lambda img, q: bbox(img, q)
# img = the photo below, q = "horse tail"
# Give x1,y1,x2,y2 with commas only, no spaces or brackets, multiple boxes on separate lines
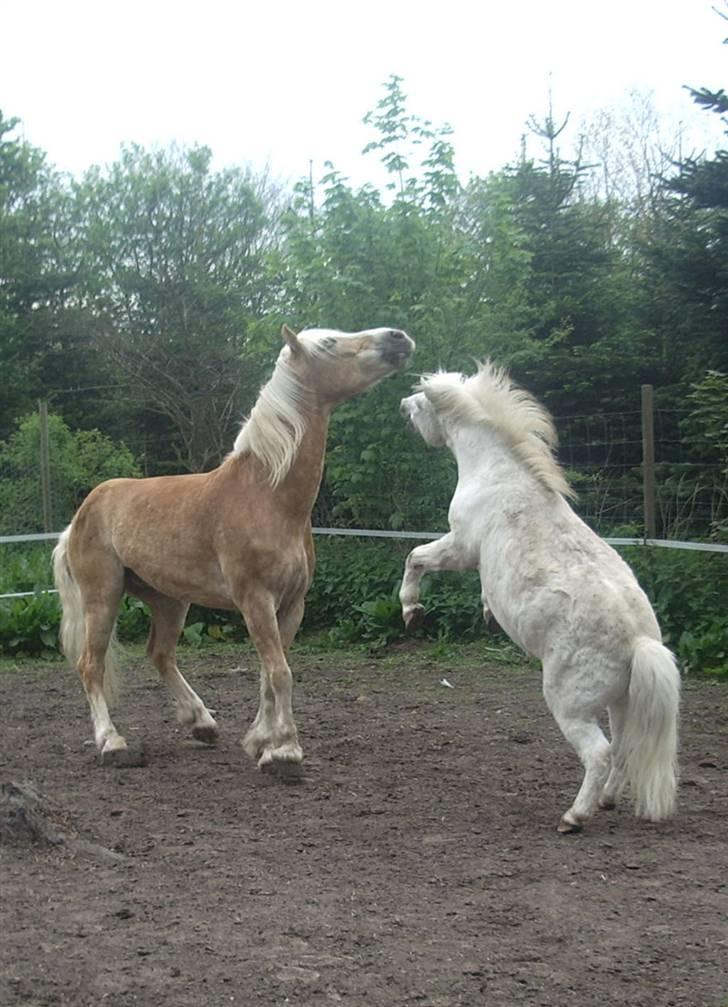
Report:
52,525,122,705
618,636,680,821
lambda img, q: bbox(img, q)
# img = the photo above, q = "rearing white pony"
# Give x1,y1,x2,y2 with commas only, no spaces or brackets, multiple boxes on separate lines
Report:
399,361,680,833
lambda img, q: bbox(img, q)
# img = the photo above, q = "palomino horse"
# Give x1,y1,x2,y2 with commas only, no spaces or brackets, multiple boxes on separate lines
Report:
53,324,414,772
399,362,680,833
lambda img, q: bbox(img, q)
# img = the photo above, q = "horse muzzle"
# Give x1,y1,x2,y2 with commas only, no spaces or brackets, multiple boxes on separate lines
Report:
380,330,415,367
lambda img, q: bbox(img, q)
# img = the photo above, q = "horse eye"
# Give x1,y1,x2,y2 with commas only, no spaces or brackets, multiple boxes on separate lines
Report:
322,337,337,349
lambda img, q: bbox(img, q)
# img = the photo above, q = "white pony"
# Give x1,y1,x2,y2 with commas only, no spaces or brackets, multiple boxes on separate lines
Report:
399,361,680,833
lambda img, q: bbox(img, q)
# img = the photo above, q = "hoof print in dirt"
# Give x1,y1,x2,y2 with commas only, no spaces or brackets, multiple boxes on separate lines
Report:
99,744,147,769
260,759,305,784
0,781,63,847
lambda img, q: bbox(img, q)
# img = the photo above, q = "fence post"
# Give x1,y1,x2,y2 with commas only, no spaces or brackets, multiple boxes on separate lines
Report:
641,384,657,539
38,400,53,533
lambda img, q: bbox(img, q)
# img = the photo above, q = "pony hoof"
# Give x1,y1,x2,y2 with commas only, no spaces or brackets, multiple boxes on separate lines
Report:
99,743,146,769
192,725,219,746
598,796,616,811
404,604,425,632
557,815,583,834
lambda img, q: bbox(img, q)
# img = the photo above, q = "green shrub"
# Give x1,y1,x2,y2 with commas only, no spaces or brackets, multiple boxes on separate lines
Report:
0,412,140,534
619,545,728,677
1,537,726,677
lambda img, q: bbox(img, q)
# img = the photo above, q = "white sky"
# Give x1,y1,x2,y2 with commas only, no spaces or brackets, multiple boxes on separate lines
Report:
2,0,727,187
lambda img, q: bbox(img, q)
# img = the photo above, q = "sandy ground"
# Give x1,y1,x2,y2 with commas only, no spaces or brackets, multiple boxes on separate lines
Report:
1,642,726,1007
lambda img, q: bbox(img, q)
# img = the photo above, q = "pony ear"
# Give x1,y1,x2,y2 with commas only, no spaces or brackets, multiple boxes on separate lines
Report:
281,324,302,354
422,379,458,414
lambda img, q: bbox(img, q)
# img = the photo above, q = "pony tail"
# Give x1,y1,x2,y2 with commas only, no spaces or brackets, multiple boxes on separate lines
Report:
617,637,681,820
52,526,122,705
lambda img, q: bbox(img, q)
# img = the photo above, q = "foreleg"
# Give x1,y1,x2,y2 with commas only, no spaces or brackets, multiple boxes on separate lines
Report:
238,590,303,774
399,532,471,630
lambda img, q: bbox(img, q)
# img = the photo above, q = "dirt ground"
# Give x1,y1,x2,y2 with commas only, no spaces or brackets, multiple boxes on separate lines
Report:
1,641,726,1007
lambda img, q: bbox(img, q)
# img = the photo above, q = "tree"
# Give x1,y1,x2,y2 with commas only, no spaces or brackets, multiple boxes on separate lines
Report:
73,144,281,470
0,412,140,534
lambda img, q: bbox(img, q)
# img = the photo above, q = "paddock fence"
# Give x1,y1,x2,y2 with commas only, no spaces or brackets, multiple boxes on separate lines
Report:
1,385,726,601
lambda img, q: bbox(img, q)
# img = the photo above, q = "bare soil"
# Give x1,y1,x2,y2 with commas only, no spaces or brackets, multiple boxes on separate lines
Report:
1,642,727,1007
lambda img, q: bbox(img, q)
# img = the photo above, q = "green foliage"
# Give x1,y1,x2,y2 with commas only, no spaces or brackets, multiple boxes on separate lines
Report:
0,411,140,533
0,539,726,679
685,370,728,468
620,545,728,676
0,592,60,657
73,144,280,471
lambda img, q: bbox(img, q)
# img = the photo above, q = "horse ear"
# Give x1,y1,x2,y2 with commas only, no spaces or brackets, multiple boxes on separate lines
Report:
422,380,454,413
281,324,302,354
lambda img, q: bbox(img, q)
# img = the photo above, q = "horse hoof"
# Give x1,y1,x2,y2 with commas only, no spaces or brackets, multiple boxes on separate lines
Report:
598,797,616,811
557,816,583,834
192,725,219,746
404,604,425,632
99,743,146,769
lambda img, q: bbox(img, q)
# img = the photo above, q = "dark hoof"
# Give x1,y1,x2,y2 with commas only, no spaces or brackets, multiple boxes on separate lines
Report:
260,759,305,785
99,743,147,769
192,725,219,746
404,605,425,632
599,797,616,811
557,817,583,835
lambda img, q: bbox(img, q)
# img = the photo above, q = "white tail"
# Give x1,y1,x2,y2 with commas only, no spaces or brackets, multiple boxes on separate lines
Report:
52,526,121,705
617,636,680,820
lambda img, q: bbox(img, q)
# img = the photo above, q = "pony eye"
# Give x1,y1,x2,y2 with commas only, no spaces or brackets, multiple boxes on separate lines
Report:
321,337,337,349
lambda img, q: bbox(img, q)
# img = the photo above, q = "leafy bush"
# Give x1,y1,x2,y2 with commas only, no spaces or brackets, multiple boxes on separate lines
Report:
619,545,728,677
0,412,140,534
0,591,60,657
1,537,726,677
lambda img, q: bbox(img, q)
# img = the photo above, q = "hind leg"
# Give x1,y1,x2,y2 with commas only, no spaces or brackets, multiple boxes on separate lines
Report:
599,696,629,810
543,677,611,833
143,591,219,745
78,597,127,757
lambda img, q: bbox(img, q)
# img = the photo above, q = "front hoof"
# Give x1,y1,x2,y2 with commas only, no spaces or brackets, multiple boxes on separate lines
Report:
192,724,219,746
258,743,304,783
598,796,616,811
557,812,584,834
403,604,425,632
99,741,146,769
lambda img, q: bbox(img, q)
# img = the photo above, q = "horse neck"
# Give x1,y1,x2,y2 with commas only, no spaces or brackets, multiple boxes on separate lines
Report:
448,423,529,492
276,406,331,515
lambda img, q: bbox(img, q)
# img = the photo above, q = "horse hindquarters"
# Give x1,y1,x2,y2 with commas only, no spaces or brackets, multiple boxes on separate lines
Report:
608,637,680,821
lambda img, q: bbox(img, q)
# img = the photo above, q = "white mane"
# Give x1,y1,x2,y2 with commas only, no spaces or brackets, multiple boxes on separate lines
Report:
420,360,575,499
232,332,333,485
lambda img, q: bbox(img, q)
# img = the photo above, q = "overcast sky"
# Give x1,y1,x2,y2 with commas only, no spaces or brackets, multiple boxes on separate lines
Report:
2,0,727,187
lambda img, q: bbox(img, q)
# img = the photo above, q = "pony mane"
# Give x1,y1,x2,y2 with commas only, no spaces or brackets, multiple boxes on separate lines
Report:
232,332,332,485
420,361,575,499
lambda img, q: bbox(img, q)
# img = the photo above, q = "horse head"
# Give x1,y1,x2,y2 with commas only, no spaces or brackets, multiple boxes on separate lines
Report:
282,325,415,405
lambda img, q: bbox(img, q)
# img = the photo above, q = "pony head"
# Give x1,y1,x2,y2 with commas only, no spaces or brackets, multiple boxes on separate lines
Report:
400,390,448,448
402,362,574,499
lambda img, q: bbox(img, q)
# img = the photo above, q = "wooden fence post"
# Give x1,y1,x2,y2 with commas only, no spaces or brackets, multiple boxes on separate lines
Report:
38,400,52,533
641,384,657,539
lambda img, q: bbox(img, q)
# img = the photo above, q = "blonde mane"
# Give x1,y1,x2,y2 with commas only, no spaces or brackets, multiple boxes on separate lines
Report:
420,361,575,499
232,333,333,485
